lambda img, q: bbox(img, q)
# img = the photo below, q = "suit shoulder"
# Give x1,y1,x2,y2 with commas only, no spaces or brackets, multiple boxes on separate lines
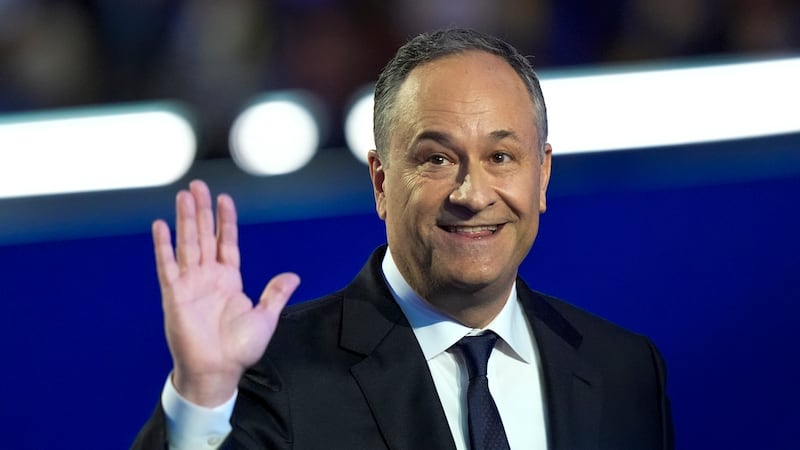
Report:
527,289,668,385
529,288,652,345
281,291,345,320
261,290,352,360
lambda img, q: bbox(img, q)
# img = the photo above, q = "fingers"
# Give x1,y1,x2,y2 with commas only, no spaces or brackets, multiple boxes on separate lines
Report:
190,180,217,265
161,179,240,276
189,180,217,264
216,193,241,268
152,219,179,285
175,180,222,269
175,188,200,268
257,273,301,317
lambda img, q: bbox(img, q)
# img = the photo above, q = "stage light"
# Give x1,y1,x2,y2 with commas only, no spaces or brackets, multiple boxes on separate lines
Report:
0,104,196,199
230,92,321,176
542,57,800,154
342,57,800,160
344,87,375,164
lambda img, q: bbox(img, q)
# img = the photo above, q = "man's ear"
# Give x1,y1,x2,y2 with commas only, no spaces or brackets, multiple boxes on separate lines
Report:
368,150,388,220
539,143,552,213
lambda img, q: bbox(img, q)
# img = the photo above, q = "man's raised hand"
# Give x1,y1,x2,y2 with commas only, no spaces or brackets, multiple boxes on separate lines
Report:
151,180,300,407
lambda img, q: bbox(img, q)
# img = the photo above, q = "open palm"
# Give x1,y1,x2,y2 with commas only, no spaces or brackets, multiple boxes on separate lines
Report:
152,180,299,406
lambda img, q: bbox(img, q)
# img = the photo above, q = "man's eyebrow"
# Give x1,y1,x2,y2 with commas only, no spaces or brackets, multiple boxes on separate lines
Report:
489,129,521,143
413,129,521,147
414,130,456,148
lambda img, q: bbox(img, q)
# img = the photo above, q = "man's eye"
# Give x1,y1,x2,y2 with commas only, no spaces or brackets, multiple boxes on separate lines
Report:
492,153,511,163
428,154,449,165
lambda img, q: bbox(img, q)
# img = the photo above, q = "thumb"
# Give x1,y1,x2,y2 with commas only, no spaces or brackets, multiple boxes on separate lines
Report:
257,272,300,317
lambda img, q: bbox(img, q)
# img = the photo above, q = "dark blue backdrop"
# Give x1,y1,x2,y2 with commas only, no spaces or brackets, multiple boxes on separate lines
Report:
1,136,799,449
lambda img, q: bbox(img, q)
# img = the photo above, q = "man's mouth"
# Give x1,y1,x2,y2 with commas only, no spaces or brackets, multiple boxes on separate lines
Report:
440,224,500,235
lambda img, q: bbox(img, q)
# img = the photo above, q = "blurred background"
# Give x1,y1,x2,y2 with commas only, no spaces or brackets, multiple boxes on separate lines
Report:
1,1,799,448
2,0,798,159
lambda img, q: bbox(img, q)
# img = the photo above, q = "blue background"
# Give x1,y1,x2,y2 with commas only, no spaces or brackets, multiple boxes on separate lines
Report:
1,135,799,449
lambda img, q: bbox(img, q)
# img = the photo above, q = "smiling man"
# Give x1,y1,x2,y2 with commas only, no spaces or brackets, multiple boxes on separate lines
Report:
134,29,673,450
369,49,551,330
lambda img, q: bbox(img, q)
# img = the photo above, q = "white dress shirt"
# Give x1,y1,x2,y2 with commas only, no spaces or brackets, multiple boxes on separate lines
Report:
162,377,235,450
382,249,548,450
162,247,548,449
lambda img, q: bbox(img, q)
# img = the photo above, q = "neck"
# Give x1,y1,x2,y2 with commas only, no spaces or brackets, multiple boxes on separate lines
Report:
424,283,512,328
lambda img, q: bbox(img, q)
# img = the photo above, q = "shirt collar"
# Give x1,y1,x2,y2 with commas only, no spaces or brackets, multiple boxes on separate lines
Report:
381,247,534,364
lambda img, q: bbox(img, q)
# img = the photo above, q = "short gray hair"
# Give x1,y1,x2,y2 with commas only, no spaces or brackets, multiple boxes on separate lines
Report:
373,28,548,160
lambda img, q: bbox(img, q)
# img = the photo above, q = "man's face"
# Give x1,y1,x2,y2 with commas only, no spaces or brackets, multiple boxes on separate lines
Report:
369,50,552,311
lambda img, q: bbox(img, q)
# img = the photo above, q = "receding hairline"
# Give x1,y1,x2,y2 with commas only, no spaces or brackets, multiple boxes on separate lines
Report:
378,49,546,160
373,29,548,163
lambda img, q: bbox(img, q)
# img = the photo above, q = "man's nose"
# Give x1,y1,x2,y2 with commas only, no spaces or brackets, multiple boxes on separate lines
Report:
448,164,498,211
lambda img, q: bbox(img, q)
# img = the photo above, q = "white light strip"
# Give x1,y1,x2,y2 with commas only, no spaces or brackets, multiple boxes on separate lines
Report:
0,105,196,198
344,86,376,164
343,57,800,161
230,92,321,176
543,57,800,154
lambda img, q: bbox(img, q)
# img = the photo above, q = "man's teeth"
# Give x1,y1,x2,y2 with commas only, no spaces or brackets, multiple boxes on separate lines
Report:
445,225,498,233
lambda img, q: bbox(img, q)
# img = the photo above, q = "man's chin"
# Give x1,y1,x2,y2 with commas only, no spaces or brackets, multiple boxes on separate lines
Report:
430,269,507,294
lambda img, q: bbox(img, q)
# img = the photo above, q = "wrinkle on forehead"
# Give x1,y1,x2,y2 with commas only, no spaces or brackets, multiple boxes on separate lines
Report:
389,51,538,158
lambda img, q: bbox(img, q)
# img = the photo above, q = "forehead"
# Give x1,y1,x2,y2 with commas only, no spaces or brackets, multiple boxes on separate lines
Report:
391,51,537,143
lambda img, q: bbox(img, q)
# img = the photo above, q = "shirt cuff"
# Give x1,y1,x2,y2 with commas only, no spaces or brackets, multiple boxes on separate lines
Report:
161,374,237,450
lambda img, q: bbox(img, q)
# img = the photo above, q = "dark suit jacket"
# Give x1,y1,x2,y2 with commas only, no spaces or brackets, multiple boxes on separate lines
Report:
133,246,673,449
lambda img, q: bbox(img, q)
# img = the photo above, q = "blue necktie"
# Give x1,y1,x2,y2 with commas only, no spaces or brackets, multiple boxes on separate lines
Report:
455,332,511,450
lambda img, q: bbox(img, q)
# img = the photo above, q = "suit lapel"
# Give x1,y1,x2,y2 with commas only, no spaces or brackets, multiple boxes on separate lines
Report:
336,249,603,449
340,248,456,450
518,281,603,450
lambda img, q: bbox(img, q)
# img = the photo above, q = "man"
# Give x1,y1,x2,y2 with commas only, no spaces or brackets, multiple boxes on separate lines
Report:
134,28,673,449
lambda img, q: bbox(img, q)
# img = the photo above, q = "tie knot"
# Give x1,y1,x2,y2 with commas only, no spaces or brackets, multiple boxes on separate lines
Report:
455,331,499,379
